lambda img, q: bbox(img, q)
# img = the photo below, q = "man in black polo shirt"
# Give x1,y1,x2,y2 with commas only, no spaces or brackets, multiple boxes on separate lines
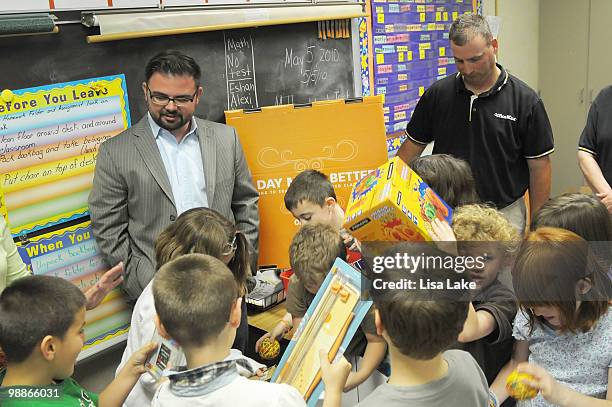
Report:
397,14,554,232
578,85,612,214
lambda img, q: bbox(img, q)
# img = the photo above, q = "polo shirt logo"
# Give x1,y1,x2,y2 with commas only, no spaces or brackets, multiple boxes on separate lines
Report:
494,113,517,122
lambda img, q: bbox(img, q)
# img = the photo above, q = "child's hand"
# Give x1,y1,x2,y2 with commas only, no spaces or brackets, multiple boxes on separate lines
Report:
125,342,157,376
84,262,124,310
255,322,286,352
516,362,561,404
319,350,352,394
430,219,458,255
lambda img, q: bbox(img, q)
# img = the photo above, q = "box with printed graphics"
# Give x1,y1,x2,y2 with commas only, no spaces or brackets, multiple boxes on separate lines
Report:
343,156,452,241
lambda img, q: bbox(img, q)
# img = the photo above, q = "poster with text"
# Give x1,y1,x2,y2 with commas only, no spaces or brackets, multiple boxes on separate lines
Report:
1,75,131,359
0,75,130,235
16,221,131,360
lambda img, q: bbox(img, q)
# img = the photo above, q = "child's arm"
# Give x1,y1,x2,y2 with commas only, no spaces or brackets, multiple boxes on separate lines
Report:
343,333,387,391
319,350,352,407
458,303,497,342
490,340,530,404
99,343,157,407
255,312,293,352
517,363,612,406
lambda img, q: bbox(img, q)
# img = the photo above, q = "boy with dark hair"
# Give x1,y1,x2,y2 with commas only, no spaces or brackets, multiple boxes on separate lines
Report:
344,243,489,406
409,154,480,209
0,275,155,406
151,253,348,406
284,169,344,229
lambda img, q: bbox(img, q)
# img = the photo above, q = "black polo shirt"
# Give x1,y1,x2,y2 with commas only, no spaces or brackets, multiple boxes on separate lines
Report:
579,85,612,186
406,64,554,208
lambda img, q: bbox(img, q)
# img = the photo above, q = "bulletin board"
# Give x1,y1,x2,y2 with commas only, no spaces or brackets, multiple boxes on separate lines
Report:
369,0,476,156
0,75,132,359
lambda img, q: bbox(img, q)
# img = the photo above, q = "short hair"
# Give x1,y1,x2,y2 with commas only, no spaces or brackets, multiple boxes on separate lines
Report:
145,50,201,86
409,154,480,209
371,243,470,360
0,276,86,363
449,13,493,46
513,227,610,334
452,204,521,255
155,207,250,295
289,223,346,290
532,193,612,241
284,170,337,211
153,254,238,347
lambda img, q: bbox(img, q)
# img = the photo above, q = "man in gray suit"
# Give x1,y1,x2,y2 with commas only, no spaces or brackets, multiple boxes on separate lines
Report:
89,50,259,300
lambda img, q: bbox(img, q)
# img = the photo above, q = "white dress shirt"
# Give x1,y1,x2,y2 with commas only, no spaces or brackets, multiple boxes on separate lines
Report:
147,113,208,215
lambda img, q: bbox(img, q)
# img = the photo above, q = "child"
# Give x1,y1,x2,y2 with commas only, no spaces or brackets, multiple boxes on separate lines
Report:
0,275,155,406
532,192,612,279
451,204,521,385
119,207,254,407
531,192,612,240
490,227,611,407
261,223,387,391
284,169,345,229
409,154,480,209
284,169,360,254
328,242,489,406
151,253,348,406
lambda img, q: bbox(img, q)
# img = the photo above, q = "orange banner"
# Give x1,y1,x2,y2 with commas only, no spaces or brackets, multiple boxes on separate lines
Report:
226,96,388,268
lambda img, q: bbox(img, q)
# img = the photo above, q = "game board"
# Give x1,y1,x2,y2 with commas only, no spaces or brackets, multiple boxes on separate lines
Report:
272,258,371,406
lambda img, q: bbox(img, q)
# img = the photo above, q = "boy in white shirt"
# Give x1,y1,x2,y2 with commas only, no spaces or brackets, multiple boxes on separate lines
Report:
151,253,349,406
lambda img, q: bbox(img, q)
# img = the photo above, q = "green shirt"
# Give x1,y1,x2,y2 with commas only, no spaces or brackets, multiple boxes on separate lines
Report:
0,369,98,406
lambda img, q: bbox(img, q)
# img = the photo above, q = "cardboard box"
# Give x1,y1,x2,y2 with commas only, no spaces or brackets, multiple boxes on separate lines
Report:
226,96,388,268
343,156,453,241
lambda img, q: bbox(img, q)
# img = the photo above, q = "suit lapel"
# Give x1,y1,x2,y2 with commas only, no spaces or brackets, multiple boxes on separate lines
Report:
197,119,216,204
132,117,175,207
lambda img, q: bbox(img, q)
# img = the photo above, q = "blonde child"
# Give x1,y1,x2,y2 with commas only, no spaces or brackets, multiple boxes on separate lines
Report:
259,224,387,391
449,204,521,387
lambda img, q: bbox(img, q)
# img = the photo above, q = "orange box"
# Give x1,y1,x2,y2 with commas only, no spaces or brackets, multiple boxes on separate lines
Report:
226,97,388,268
343,156,452,241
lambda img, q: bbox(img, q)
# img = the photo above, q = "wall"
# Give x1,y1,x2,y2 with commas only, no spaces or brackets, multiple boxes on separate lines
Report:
483,0,540,90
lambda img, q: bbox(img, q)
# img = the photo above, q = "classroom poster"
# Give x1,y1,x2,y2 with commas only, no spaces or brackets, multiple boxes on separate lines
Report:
16,222,131,360
226,96,388,269
0,75,131,359
0,75,130,234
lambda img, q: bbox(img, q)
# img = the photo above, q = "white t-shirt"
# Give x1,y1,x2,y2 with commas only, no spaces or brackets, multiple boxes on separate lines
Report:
118,280,158,407
152,373,306,407
118,280,264,407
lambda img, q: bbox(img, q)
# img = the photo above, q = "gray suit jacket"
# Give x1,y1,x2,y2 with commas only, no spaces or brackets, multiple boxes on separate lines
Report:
88,116,259,299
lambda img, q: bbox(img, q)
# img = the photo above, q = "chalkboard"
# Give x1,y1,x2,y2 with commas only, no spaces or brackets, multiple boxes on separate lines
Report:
1,21,355,123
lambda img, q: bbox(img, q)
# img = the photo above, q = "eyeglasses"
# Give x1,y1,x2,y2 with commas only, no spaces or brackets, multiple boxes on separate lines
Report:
146,85,197,107
222,234,238,256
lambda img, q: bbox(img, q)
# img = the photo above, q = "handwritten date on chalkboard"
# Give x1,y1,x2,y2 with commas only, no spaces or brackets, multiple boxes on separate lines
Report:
284,46,341,86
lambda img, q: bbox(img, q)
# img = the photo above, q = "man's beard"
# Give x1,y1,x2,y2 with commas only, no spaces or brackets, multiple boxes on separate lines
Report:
152,109,188,131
